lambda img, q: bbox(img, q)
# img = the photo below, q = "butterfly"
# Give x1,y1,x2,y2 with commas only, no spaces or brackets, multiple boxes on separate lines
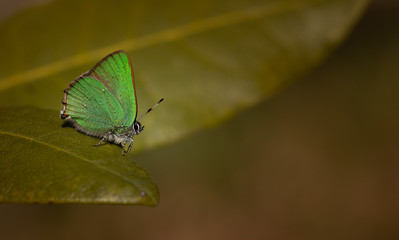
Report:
60,50,163,155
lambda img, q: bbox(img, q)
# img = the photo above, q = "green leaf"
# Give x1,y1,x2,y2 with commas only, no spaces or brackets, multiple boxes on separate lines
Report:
0,0,369,151
0,107,159,205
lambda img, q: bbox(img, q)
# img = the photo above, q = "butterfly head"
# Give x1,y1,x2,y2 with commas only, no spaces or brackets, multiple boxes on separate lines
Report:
133,121,144,134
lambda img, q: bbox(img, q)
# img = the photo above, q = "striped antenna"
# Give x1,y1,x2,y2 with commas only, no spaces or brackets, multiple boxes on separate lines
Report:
137,98,164,122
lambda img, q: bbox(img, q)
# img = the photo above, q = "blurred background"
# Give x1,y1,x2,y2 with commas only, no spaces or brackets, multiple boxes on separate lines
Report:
1,0,399,239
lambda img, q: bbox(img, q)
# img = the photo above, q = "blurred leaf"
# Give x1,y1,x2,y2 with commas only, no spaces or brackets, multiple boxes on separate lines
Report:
0,107,159,205
0,0,369,151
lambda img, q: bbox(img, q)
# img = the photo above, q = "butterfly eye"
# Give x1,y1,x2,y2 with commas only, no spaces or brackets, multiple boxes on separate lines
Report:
133,122,141,132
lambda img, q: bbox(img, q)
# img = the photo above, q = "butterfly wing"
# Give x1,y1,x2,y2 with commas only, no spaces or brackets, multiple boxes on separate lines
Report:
61,50,136,136
61,75,125,136
89,50,137,128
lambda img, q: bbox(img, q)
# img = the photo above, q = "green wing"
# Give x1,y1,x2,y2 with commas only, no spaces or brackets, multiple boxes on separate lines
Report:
62,75,125,135
61,50,137,135
89,50,137,128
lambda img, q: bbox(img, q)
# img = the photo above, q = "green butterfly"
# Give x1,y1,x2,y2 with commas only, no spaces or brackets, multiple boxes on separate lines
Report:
60,50,163,155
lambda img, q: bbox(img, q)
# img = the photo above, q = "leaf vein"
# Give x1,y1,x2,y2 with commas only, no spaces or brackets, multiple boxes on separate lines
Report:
0,130,142,190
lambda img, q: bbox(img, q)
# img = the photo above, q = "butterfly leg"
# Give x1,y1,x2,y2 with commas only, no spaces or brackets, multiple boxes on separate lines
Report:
94,132,111,146
126,138,134,155
121,138,134,156
121,140,127,156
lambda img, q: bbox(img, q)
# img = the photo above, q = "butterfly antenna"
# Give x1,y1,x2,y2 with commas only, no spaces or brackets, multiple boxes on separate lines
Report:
137,98,164,122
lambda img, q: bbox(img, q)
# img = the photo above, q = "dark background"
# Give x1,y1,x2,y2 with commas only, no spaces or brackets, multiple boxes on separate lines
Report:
1,0,398,239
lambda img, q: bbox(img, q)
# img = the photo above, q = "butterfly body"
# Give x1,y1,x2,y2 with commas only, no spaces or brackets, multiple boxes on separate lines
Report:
60,50,147,155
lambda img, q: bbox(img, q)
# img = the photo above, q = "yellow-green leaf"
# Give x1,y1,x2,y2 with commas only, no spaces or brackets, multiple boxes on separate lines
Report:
0,107,159,205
